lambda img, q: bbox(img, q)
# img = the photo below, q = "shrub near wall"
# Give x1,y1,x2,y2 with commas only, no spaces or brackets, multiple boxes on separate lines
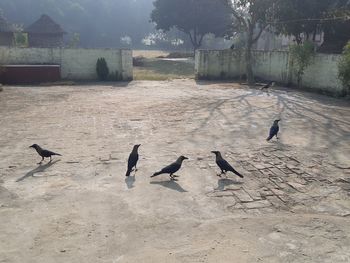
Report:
96,57,109,81
338,41,350,96
289,42,315,88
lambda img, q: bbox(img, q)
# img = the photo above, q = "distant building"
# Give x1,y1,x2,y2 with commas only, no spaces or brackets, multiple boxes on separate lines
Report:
0,12,15,46
25,14,66,48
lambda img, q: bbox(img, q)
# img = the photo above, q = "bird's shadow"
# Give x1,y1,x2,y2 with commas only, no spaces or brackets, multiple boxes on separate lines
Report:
17,160,60,182
215,178,243,191
125,175,136,189
268,138,285,148
150,180,187,193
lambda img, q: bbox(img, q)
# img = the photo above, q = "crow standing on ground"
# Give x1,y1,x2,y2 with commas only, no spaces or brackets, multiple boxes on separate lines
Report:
267,119,280,141
211,151,244,178
29,144,61,164
125,144,141,177
261,81,275,91
151,156,188,180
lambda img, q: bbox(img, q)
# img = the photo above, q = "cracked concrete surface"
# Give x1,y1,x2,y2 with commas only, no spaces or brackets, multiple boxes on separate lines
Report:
0,80,349,262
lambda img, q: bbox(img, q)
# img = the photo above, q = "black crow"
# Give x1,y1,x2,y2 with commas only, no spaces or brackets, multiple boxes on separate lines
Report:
261,81,275,91
211,151,243,178
151,156,188,180
29,144,61,164
125,144,141,177
267,119,280,141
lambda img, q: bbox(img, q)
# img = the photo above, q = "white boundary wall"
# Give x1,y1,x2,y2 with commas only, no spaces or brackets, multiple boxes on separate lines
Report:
0,47,133,81
195,50,345,95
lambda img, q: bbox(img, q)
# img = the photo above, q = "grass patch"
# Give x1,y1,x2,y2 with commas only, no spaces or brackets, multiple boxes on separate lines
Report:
39,81,76,86
133,58,194,80
159,52,194,59
133,50,169,59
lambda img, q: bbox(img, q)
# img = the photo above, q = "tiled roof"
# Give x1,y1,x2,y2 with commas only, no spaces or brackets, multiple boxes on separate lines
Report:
25,14,66,34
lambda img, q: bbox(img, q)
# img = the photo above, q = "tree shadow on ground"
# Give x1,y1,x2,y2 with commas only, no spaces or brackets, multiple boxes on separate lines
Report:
16,160,60,182
187,85,349,164
150,180,187,192
190,90,260,137
275,92,350,159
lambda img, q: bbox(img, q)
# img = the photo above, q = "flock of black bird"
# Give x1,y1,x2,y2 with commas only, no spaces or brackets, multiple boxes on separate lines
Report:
29,119,281,181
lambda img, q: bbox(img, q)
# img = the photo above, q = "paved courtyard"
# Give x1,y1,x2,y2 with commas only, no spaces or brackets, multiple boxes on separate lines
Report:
0,80,350,262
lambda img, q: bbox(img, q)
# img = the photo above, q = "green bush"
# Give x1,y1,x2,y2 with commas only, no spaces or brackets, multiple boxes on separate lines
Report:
96,58,109,81
290,41,315,87
338,41,350,93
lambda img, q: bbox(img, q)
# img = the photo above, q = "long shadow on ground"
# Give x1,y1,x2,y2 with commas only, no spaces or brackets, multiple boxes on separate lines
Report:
216,178,243,191
16,160,60,182
125,175,136,189
150,180,187,192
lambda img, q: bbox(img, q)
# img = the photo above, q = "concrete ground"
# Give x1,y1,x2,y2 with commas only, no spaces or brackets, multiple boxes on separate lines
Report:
0,80,349,263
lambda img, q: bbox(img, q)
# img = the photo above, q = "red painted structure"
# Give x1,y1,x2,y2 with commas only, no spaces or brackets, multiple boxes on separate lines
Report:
0,65,61,84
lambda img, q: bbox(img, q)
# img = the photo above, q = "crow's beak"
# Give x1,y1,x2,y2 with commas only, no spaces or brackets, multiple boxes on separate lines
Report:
184,156,189,160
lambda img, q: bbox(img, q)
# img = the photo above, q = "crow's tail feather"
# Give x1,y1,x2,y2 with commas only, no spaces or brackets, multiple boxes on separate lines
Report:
266,135,273,141
54,153,62,156
232,169,244,178
151,171,162,178
125,169,132,177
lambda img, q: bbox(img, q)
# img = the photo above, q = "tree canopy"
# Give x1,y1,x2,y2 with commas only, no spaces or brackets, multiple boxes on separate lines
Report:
273,0,350,52
0,0,155,48
151,0,233,50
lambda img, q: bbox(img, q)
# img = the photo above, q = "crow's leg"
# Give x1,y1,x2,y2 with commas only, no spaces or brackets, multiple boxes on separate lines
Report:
134,165,138,172
49,156,52,163
38,156,44,165
173,175,179,178
276,134,279,140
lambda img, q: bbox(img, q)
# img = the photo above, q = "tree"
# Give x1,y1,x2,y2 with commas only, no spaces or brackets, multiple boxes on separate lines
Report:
273,0,350,53
273,0,330,44
222,0,276,84
68,33,80,48
0,0,156,48
289,41,315,87
319,0,350,53
151,0,233,51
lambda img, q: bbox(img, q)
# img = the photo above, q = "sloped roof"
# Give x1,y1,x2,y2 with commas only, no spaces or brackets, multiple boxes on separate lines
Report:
25,14,66,34
0,12,15,32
